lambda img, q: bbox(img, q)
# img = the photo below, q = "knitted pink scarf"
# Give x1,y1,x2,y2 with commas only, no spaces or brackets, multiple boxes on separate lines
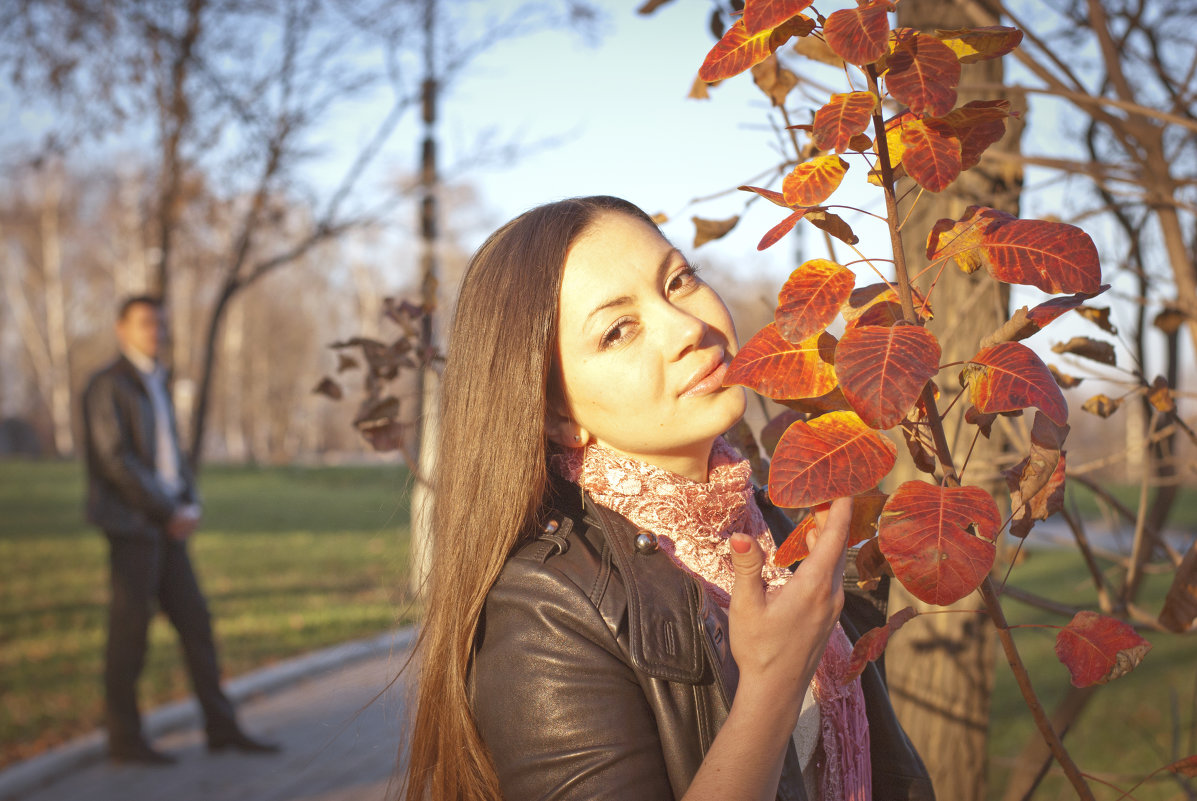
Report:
551,438,871,801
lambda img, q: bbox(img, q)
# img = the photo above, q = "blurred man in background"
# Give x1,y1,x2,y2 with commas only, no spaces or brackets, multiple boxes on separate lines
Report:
82,295,278,765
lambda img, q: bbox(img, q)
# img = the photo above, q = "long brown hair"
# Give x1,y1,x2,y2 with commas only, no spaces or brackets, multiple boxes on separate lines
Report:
401,196,659,801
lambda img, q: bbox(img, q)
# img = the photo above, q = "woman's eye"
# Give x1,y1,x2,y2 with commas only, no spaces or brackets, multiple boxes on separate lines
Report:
667,265,701,294
600,319,635,349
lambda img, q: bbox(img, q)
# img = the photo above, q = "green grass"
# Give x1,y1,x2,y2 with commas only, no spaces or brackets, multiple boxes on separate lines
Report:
0,460,415,767
989,546,1196,800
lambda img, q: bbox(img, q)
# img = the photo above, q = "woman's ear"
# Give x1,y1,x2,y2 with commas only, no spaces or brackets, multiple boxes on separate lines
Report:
545,406,589,449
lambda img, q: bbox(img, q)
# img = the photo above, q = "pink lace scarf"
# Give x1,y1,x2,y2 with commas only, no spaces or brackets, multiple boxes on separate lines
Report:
550,438,872,801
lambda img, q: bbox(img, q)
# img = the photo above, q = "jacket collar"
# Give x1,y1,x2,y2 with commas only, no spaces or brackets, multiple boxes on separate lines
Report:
585,495,708,683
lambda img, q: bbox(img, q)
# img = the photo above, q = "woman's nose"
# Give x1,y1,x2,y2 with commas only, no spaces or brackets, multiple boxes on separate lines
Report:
664,305,708,361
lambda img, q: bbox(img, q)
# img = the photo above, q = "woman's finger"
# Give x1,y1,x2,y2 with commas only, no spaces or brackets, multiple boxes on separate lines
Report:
796,496,852,582
728,533,767,618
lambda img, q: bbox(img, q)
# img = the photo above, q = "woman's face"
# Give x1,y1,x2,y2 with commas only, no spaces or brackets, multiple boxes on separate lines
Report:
554,211,746,481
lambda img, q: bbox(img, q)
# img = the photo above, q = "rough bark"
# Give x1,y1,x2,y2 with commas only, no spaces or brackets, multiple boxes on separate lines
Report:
883,2,1024,799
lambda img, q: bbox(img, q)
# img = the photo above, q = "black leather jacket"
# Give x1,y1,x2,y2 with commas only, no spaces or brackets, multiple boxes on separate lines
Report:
82,355,197,538
472,479,934,801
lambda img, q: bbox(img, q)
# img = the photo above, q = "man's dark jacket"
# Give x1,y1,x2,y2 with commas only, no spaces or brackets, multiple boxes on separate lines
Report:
82,355,197,537
472,478,935,801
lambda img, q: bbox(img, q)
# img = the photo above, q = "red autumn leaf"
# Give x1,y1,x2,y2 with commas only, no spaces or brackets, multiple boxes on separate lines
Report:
850,300,904,329
885,30,961,117
927,206,1103,295
739,184,790,207
835,324,941,430
779,386,852,417
775,487,888,565
823,0,892,66
842,282,933,325
743,0,815,35
878,481,1000,606
783,154,849,207
934,25,1023,63
776,259,855,343
1026,286,1111,331
758,209,808,250
699,15,815,82
939,99,1012,170
844,606,919,682
812,91,877,153
963,341,1068,426
1167,754,1197,778
769,410,898,508
725,323,838,400
855,537,892,590
899,118,961,192
1054,610,1152,687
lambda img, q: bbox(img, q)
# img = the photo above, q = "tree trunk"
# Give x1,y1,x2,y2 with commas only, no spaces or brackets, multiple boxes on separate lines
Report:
39,164,75,458
884,3,1025,799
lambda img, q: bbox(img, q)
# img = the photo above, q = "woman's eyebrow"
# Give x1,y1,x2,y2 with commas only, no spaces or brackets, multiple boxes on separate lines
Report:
582,248,683,330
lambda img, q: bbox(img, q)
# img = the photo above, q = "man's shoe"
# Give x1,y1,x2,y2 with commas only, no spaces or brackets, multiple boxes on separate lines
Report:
207,730,280,755
109,741,177,766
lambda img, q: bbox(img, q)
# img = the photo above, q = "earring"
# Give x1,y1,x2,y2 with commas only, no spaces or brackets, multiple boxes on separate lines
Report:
573,434,581,443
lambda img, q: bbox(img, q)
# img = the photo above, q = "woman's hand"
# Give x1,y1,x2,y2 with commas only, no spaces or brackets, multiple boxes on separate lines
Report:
682,496,853,801
727,495,853,714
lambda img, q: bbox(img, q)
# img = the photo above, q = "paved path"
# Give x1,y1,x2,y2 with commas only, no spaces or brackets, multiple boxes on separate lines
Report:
5,642,413,801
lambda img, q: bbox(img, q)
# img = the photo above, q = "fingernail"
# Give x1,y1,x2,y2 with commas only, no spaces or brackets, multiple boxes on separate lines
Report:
730,534,751,554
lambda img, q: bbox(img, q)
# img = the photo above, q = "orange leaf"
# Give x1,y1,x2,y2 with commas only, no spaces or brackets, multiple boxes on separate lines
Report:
776,259,855,343
769,410,897,508
878,481,1000,605
844,606,918,682
739,184,790,207
842,282,932,325
964,342,1068,426
927,205,1103,295
725,323,838,400
775,487,888,565
899,118,961,192
699,15,815,82
823,0,892,66
1054,611,1151,687
812,91,877,153
835,324,941,430
1081,393,1121,418
885,29,960,117
758,209,808,250
934,25,1023,64
783,154,849,207
744,0,815,35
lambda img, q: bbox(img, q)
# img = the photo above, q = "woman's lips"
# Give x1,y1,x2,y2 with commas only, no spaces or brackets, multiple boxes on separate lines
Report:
680,355,730,398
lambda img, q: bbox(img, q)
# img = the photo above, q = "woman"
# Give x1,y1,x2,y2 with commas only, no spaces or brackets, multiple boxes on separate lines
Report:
402,196,932,801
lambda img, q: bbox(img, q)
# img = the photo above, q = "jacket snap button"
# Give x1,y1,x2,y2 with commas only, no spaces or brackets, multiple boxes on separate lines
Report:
634,530,658,554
